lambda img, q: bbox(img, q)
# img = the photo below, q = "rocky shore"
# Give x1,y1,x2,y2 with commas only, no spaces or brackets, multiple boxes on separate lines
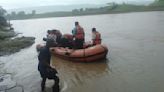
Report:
0,6,36,92
0,59,25,92
0,26,35,56
0,27,35,91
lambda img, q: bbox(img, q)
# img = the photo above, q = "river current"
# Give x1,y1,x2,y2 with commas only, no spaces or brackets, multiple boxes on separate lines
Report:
0,11,164,92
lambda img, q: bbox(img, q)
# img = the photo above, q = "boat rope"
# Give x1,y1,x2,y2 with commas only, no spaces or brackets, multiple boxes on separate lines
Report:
83,48,86,62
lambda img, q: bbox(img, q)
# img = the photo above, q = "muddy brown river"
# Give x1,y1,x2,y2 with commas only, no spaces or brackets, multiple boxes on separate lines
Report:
0,11,164,92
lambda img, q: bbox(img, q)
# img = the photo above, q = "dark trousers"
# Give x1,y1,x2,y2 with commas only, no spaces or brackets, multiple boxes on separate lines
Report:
74,38,84,49
39,68,59,92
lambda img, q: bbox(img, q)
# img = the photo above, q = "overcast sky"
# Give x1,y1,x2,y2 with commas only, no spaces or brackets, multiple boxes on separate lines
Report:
0,0,154,9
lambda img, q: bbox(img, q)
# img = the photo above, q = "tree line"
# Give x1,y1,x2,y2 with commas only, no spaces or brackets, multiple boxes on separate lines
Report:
5,10,36,20
0,6,9,30
4,0,164,20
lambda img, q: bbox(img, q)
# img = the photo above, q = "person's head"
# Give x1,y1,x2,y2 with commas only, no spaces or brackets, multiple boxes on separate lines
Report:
75,21,79,26
46,39,54,48
92,28,96,32
52,29,57,34
47,30,51,34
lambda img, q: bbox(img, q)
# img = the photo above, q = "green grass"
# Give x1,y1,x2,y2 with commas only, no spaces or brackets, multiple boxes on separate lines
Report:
150,1,164,6
0,31,16,40
0,37,35,56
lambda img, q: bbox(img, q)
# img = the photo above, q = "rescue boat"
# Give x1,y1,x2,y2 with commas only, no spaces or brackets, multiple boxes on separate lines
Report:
50,44,108,62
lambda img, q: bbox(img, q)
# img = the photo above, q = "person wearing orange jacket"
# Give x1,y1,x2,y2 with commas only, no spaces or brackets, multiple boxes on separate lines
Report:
72,21,85,49
92,28,101,45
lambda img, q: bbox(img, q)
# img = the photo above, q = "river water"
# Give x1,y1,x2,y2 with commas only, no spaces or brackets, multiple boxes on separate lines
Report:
0,11,164,92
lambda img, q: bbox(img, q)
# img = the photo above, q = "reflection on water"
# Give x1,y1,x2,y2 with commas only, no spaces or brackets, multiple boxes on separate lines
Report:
51,56,110,92
0,11,164,92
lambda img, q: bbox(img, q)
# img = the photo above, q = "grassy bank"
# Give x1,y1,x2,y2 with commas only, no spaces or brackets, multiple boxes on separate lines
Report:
0,30,16,39
0,27,35,56
0,37,35,56
0,7,35,56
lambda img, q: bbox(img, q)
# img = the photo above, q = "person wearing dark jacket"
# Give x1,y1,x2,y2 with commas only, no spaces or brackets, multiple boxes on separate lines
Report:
38,39,59,92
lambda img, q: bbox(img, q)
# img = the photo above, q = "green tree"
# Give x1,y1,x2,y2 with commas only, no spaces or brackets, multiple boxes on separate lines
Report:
106,2,118,10
72,9,79,13
150,0,164,6
32,10,36,15
80,8,83,12
0,6,6,16
11,11,16,16
0,6,7,28
17,11,25,16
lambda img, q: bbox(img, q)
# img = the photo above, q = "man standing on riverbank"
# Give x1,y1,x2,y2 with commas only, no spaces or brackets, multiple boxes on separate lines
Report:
38,39,59,92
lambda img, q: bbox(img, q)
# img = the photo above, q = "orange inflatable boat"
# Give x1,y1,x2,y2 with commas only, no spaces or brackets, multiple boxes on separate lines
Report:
50,44,108,62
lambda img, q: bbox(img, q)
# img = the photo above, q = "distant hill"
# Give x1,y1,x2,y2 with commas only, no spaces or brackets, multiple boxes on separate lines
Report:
6,4,106,14
150,0,164,6
127,1,154,5
5,1,164,20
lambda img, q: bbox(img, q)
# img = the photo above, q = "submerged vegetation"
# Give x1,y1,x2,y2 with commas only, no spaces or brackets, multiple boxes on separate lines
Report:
0,6,35,56
5,0,164,20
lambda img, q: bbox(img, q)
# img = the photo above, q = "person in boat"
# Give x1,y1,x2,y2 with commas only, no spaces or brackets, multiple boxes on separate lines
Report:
47,30,51,37
59,34,74,48
92,28,101,45
43,30,52,41
47,30,58,46
38,39,60,92
72,21,85,49
53,29,62,44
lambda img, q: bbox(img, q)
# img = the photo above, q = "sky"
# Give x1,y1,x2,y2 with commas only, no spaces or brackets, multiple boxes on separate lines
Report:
0,0,154,9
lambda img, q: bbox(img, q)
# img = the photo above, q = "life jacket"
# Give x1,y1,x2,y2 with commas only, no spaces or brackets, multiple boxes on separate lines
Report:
93,32,101,45
75,25,84,39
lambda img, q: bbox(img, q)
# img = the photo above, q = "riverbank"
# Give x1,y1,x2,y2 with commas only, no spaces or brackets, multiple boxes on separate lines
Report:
6,9,164,21
0,27,35,56
0,28,35,92
0,29,35,91
0,55,24,92
5,2,164,20
0,36,35,56
0,22,35,56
